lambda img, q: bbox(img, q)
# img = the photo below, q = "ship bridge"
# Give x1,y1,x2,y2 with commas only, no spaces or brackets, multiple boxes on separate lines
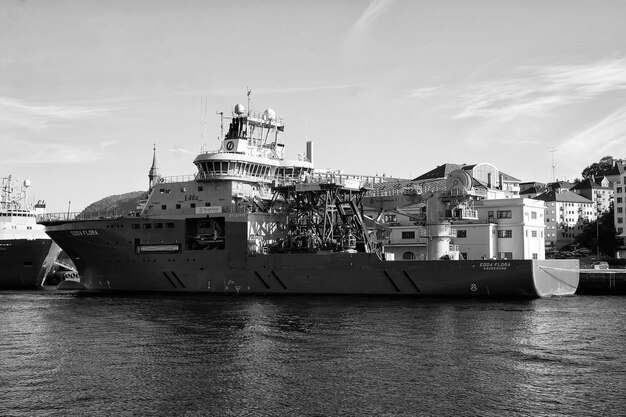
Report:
193,104,313,185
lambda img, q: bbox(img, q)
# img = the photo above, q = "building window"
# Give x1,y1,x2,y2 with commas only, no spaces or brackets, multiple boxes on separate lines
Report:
618,197,623,204
176,204,181,209
497,210,512,219
619,207,623,214
618,187,622,193
190,203,196,209
198,186,204,192
402,251,415,260
457,230,467,238
401,231,415,239
531,211,537,219
618,217,624,224
532,230,537,237
498,252,513,259
532,253,538,259
161,205,167,210
497,230,512,238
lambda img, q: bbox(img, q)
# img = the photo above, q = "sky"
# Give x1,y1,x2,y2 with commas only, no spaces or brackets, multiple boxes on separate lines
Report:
2,0,626,212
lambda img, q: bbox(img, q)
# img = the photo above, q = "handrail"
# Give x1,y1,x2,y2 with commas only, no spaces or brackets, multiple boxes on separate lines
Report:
37,211,132,223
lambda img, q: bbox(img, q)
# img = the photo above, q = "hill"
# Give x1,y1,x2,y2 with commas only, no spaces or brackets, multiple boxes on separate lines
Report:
81,190,147,214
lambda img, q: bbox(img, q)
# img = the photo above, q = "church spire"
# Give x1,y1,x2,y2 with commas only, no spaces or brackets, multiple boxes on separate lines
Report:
148,144,160,190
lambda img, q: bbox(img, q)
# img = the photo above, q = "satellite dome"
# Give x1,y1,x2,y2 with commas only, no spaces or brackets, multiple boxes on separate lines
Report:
263,108,276,120
234,103,246,114
23,179,31,188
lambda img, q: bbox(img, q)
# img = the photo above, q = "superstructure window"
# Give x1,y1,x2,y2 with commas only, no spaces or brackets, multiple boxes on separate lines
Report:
131,224,140,230
457,230,467,238
143,223,152,229
401,231,415,239
161,205,167,210
166,223,175,228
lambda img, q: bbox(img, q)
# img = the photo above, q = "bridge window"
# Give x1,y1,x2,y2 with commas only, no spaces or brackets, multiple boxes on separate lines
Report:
401,231,415,239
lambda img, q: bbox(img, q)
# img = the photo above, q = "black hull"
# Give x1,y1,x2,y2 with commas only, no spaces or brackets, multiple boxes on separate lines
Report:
44,219,579,297
576,271,626,295
0,239,58,289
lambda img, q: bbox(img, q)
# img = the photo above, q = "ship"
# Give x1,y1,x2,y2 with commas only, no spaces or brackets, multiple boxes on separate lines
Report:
1,176,60,289
38,102,579,297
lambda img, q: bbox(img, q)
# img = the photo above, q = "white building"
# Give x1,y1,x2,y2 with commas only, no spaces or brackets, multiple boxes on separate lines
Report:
533,190,596,250
452,198,546,260
606,159,626,258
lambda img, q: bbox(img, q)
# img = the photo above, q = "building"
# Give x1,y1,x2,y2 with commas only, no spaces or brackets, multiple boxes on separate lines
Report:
367,166,545,261
606,159,626,258
413,162,521,198
519,182,547,198
533,190,595,250
452,198,546,260
569,176,613,217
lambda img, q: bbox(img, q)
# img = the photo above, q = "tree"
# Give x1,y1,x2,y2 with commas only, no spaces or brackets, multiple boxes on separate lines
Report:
581,156,615,179
575,203,624,257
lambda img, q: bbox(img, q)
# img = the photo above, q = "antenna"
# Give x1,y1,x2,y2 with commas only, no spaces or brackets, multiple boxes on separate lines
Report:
247,87,252,113
200,96,208,149
216,111,224,141
549,147,558,182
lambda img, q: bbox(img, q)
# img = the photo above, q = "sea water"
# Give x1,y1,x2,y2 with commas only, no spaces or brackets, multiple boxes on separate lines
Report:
1,292,625,417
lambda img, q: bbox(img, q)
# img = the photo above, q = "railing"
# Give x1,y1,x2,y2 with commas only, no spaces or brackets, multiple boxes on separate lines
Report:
155,175,196,184
37,211,132,223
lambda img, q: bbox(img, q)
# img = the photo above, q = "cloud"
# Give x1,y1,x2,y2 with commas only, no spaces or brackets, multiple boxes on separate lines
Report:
169,147,196,155
342,0,395,51
407,87,441,100
350,0,395,33
0,97,113,131
548,106,626,179
2,137,105,164
179,85,359,98
561,107,626,156
454,58,626,120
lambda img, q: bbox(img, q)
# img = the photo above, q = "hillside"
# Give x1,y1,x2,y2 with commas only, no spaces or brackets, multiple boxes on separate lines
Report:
81,190,148,214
